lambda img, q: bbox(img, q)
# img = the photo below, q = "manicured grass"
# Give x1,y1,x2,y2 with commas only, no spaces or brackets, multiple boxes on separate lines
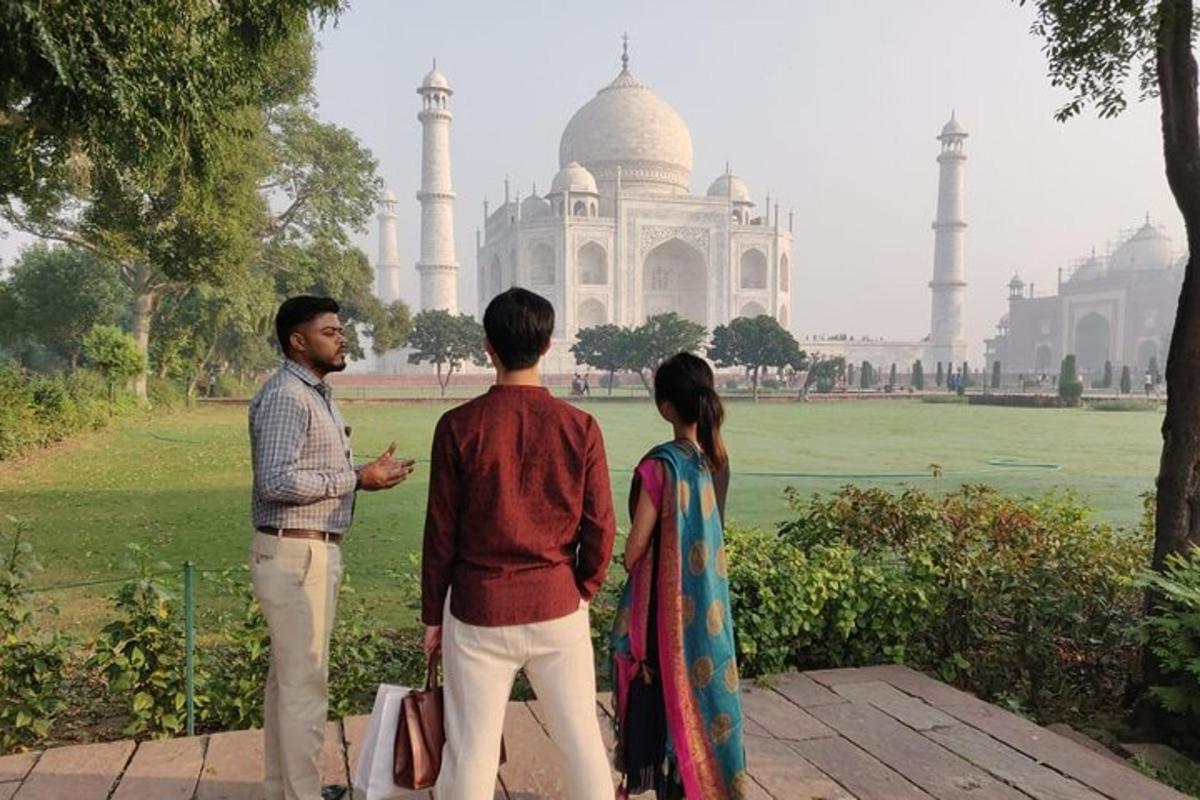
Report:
0,398,1162,630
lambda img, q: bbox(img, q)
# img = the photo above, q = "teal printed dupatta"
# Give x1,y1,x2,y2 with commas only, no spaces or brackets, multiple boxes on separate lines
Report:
611,441,747,799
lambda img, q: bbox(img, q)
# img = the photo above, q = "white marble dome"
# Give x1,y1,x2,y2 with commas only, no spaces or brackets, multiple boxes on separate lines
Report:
1110,220,1173,272
1070,254,1105,283
382,189,397,203
421,66,450,92
940,113,966,137
558,67,693,195
707,173,751,204
520,193,551,219
550,161,598,195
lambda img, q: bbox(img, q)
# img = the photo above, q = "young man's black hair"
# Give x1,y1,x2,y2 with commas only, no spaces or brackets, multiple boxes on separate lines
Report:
275,296,340,355
483,287,555,370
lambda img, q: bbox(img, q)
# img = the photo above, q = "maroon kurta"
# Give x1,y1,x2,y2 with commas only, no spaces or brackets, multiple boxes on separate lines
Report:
421,385,617,627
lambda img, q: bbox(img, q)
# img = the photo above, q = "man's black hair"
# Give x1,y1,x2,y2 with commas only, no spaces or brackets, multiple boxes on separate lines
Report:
483,287,555,370
275,296,340,355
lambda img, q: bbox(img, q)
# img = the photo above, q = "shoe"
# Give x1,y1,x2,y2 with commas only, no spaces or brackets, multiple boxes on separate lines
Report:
321,785,348,800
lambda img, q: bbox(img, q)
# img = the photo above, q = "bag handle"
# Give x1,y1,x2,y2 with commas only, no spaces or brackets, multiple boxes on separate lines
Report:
424,653,440,691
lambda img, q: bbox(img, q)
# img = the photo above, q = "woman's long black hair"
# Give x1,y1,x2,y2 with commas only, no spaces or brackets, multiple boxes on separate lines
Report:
653,352,728,474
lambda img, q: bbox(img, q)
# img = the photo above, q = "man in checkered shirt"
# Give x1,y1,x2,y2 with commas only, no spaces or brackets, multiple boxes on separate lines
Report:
249,296,414,800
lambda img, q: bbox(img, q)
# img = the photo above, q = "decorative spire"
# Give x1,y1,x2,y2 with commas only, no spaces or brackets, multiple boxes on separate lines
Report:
432,57,437,70
621,33,629,71
725,160,731,175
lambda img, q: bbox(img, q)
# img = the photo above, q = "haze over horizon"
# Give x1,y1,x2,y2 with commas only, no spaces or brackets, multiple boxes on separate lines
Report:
1,1,1182,362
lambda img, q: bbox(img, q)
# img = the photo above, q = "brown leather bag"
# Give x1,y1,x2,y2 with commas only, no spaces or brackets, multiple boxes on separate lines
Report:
392,655,508,790
393,657,444,789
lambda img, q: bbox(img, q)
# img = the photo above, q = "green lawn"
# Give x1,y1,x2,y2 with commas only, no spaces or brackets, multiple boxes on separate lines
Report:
0,398,1163,631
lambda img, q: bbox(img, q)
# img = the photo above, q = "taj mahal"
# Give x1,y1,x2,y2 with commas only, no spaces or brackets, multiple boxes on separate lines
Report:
373,42,971,374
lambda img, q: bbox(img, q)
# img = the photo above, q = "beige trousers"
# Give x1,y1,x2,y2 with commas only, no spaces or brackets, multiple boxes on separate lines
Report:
250,531,342,800
435,598,613,800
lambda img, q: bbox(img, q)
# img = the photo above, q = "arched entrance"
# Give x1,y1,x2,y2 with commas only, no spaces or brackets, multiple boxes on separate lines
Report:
1035,344,1053,372
740,249,768,290
1074,312,1111,372
739,301,767,319
642,238,707,324
578,242,607,285
779,304,789,328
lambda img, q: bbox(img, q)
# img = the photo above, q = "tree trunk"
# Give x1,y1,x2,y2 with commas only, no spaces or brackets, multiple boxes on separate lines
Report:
437,362,446,397
130,271,157,400
608,369,616,396
1154,0,1200,570
752,365,760,402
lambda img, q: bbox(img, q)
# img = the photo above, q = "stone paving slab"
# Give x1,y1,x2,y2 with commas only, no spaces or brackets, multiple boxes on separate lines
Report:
12,740,135,800
110,735,206,800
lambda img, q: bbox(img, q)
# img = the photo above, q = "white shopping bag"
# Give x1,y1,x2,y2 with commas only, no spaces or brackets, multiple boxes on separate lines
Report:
353,683,418,800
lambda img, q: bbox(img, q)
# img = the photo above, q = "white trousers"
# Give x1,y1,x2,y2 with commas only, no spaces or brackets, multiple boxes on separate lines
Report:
435,598,613,800
250,532,342,800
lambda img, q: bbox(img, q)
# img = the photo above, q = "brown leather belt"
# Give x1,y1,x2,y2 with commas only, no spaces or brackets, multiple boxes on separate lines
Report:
256,526,343,544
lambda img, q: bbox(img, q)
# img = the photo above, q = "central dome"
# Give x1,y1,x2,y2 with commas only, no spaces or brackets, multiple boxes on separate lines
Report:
558,66,693,196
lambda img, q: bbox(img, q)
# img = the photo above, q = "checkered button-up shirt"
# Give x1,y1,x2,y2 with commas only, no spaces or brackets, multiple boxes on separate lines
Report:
249,359,356,534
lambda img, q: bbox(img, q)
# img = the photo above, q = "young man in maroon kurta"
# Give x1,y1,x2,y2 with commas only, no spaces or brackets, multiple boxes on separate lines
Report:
421,287,616,799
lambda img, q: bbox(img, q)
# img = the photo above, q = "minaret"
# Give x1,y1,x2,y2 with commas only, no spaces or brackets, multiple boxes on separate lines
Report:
416,60,458,313
929,111,968,365
376,189,402,303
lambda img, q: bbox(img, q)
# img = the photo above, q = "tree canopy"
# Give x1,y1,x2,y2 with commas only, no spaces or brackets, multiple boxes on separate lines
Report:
708,315,804,400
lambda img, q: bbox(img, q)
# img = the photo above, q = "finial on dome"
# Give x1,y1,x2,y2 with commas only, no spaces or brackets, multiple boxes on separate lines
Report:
621,33,629,71
433,57,437,70
725,160,731,175
1146,211,1152,225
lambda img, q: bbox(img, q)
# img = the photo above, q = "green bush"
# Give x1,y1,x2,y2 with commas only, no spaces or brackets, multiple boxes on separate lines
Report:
921,394,967,404
1089,399,1160,412
210,372,254,398
1121,366,1133,395
1141,551,1200,754
0,524,69,751
730,486,1150,719
912,360,925,390
968,394,1067,408
0,362,135,461
88,545,199,738
1059,355,1084,406
147,377,185,410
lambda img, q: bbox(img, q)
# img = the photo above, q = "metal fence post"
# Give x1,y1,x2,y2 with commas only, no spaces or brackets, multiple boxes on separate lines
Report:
183,560,195,736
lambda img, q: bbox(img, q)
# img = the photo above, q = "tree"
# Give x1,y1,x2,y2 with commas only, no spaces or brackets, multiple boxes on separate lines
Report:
708,315,804,401
859,361,873,390
800,355,845,399
992,360,1002,389
406,311,487,396
889,362,898,389
1,244,129,368
83,325,145,404
936,361,945,387
370,301,414,356
1,3,345,397
961,361,971,389
571,324,632,396
913,359,925,390
625,313,707,394
1102,360,1114,389
1058,354,1083,406
1020,0,1200,569
1150,355,1162,385
1121,365,1133,395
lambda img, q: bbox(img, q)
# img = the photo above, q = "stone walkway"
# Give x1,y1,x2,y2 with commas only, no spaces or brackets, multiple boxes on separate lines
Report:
0,665,1188,799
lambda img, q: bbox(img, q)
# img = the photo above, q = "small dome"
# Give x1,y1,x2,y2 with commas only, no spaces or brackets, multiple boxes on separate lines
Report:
551,161,598,195
707,173,752,204
1070,255,1105,283
420,65,451,92
520,193,551,219
1008,273,1024,288
940,112,966,138
381,189,397,203
1110,219,1173,272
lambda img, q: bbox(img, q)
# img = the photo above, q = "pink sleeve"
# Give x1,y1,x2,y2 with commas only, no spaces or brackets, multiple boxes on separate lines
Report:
636,458,664,508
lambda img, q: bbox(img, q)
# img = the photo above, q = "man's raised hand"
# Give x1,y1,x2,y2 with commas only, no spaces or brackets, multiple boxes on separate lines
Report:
357,442,416,491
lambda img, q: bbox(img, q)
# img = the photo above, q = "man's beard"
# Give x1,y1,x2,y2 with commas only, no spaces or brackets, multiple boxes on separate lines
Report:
314,353,347,373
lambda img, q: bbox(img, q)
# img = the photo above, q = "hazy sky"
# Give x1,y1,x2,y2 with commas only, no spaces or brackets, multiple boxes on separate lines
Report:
1,1,1182,361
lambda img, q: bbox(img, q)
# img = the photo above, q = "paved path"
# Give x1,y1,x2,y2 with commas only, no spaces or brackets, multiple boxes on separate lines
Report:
0,666,1186,799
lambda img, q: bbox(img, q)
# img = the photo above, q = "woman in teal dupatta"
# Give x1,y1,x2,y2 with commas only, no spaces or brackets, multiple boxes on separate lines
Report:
611,353,747,799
